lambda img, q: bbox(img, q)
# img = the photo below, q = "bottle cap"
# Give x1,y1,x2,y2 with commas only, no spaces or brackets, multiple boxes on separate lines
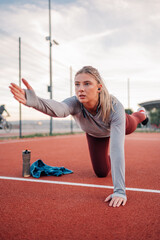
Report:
23,150,30,154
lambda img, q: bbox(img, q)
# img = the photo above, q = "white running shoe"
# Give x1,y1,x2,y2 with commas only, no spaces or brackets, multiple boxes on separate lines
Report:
137,107,149,125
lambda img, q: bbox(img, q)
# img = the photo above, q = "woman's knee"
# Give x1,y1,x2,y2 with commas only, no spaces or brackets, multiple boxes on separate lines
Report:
94,168,110,178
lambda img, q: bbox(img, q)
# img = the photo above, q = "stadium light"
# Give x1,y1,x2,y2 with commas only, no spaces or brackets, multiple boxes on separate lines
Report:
45,0,59,136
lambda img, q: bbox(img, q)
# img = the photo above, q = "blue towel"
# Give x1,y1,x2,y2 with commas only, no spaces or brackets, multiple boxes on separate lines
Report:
30,159,73,178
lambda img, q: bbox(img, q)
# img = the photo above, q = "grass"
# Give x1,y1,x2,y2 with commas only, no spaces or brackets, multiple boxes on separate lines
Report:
0,131,84,140
0,128,159,141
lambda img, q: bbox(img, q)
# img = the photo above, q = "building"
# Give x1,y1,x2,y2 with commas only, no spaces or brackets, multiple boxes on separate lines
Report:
139,100,160,111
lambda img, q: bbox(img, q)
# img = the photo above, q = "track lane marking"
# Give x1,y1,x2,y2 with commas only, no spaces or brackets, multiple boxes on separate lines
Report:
0,176,160,194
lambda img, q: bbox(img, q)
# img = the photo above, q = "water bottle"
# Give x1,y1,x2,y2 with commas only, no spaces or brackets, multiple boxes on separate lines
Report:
22,150,31,177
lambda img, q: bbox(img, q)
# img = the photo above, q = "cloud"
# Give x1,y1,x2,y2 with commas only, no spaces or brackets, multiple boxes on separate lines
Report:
0,0,160,120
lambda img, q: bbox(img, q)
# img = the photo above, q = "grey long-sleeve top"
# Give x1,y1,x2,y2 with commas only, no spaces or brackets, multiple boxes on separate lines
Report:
25,89,126,200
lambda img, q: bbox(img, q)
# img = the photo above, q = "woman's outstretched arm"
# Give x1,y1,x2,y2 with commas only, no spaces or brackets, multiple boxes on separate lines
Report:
9,78,77,118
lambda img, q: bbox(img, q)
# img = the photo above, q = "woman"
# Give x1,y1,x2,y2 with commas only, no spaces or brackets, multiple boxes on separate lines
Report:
9,66,148,208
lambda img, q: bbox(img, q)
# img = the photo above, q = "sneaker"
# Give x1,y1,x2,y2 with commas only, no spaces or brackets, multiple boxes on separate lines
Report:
137,107,149,125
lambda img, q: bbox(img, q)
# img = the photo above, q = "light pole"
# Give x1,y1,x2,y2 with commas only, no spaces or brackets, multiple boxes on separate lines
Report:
46,0,59,135
127,78,130,109
19,37,22,138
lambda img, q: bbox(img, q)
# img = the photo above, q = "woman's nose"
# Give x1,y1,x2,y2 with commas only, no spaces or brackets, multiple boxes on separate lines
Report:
79,84,84,92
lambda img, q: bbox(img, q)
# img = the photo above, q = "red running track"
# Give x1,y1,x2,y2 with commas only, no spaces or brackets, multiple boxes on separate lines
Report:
0,133,160,240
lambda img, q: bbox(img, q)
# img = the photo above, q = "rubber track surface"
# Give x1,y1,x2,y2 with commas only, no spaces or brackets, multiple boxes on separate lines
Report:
0,133,160,240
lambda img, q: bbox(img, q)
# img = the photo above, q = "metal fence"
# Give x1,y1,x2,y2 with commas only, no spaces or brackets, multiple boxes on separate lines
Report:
0,31,160,137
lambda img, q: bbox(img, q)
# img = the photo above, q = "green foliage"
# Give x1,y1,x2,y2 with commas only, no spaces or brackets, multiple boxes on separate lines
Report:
125,109,133,114
150,109,160,127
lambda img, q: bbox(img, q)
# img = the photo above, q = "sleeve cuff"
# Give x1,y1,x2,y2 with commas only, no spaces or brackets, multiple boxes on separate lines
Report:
111,193,127,200
25,89,38,108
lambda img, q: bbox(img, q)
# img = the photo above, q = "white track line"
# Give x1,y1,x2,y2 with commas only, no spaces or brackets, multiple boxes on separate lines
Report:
0,176,160,194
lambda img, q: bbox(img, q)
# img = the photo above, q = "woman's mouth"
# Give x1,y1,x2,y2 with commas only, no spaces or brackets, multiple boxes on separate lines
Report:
79,94,86,99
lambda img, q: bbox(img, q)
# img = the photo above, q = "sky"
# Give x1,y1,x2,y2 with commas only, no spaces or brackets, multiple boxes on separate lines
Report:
0,0,160,121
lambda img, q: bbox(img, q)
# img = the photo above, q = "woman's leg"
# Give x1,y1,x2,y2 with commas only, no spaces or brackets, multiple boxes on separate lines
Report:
86,111,146,177
86,133,111,177
125,112,146,135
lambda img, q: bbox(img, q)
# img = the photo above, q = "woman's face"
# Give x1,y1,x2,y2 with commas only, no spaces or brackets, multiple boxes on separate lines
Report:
74,73,101,105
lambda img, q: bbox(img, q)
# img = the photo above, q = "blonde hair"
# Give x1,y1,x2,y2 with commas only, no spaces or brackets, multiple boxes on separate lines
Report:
75,66,114,122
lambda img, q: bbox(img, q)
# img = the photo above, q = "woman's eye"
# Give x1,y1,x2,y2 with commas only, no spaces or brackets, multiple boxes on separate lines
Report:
85,82,89,85
75,83,80,86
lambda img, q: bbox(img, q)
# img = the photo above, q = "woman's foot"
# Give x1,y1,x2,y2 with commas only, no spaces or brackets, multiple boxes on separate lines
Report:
137,107,149,125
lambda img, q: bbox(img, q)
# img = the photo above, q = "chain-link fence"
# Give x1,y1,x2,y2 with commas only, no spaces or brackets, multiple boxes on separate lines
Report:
0,31,160,137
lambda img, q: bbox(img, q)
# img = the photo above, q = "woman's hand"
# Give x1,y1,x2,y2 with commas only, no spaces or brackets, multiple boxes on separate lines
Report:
104,194,127,207
9,78,33,105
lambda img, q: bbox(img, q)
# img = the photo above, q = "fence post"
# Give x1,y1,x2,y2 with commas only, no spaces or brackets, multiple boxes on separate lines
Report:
19,37,22,138
70,66,73,133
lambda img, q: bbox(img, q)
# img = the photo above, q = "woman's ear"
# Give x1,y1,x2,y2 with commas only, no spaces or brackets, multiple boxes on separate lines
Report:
97,84,102,92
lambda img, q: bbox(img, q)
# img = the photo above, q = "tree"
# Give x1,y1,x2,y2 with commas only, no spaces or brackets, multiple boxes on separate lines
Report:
125,108,133,115
150,109,160,128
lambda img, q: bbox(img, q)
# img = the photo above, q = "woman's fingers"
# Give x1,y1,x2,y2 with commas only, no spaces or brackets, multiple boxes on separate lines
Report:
116,198,124,207
22,78,33,90
9,79,32,94
104,195,112,202
112,198,123,207
9,82,26,105
9,84,25,96
11,89,26,105
122,199,127,206
104,195,127,207
10,83,25,95
9,78,33,105
109,198,115,207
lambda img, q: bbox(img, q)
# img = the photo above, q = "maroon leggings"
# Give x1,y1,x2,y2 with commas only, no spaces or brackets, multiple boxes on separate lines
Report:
86,112,146,177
